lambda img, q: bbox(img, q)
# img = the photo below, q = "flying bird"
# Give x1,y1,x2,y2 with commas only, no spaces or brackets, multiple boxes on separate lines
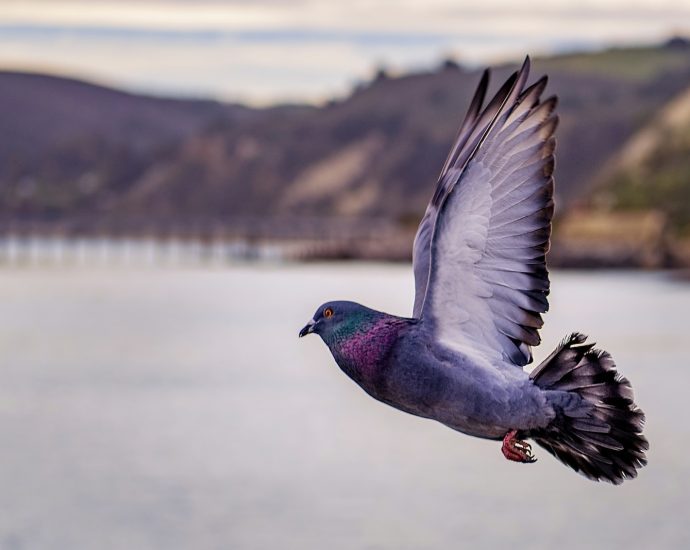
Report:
299,57,647,484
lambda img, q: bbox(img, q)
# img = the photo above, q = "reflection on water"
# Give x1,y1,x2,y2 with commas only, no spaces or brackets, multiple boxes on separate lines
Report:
0,265,688,549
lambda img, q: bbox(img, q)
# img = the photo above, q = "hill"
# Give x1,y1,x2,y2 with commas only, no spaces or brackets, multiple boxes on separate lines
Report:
593,83,690,234
571,76,690,266
1,40,690,257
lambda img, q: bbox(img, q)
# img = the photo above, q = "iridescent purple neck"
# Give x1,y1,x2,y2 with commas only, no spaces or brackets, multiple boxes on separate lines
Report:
328,316,406,383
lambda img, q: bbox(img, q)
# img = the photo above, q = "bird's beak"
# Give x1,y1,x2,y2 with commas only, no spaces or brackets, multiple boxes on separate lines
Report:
299,319,316,338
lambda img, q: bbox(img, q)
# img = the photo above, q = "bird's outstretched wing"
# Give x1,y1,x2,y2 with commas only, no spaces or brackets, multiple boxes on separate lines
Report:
413,57,557,367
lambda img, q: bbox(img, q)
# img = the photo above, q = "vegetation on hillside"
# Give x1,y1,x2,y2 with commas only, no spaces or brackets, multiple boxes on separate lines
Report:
594,83,690,237
603,139,690,236
539,41,690,81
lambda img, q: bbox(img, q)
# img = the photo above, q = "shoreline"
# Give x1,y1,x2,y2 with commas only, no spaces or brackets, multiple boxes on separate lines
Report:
1,233,688,270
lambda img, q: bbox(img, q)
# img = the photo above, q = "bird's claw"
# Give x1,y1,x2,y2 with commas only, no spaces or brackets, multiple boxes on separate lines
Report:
502,430,537,463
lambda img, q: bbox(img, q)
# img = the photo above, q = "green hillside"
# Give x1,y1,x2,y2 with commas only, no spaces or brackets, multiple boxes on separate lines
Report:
539,41,690,81
594,85,690,237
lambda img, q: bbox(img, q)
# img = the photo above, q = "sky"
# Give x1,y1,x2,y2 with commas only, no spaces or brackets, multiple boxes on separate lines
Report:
0,0,689,104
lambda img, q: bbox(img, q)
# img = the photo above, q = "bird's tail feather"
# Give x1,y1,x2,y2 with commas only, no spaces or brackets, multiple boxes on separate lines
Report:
529,333,647,484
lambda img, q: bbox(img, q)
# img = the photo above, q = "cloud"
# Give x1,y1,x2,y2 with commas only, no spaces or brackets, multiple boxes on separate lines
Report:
3,1,690,33
0,0,688,103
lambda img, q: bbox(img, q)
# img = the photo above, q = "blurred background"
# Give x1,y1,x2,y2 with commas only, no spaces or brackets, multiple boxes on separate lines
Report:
1,1,689,549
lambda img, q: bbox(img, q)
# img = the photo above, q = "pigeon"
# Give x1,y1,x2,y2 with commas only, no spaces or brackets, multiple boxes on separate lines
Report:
299,57,647,484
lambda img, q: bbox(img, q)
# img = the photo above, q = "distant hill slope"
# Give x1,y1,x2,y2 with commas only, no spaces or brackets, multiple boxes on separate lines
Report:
592,81,690,236
1,41,690,238
0,71,274,230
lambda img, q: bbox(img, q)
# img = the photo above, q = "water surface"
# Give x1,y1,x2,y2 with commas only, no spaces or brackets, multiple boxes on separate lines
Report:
0,265,687,549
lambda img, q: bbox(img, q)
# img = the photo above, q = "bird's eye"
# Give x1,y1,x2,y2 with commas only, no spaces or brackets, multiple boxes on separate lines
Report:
323,307,334,319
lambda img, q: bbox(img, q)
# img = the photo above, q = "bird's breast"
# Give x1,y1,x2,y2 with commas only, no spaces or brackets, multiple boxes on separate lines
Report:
330,319,404,390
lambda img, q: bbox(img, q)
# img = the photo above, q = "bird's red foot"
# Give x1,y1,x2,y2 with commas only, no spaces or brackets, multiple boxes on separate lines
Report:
502,430,537,463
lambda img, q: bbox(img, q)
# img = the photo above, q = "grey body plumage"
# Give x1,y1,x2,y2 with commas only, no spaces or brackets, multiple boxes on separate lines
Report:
300,58,647,484
376,320,555,440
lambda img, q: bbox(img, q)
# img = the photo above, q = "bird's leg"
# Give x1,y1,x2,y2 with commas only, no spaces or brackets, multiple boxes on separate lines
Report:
501,430,536,463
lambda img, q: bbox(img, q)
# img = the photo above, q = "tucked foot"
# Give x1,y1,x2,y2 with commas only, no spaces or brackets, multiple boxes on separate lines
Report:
502,430,537,463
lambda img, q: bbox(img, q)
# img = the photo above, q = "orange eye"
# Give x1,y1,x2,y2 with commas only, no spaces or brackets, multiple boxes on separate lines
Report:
323,307,334,319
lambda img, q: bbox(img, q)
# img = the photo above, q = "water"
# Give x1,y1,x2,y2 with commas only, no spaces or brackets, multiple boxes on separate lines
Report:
0,264,688,549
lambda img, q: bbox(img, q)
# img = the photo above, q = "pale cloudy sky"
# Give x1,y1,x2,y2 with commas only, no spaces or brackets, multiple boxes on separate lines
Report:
1,0,688,104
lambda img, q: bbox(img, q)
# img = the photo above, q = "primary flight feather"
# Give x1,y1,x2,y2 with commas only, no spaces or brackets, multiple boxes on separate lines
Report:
299,57,647,484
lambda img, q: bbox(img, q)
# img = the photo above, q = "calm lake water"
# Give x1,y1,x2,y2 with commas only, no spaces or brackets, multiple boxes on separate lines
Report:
0,264,688,549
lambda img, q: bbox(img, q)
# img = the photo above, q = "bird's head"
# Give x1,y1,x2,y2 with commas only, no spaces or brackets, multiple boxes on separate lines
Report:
299,300,376,345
